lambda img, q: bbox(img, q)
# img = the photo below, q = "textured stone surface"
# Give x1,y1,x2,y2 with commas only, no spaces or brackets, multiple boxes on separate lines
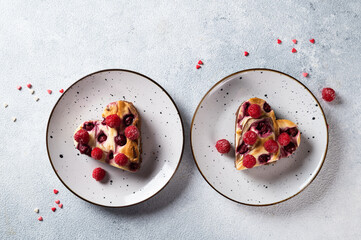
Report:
0,0,360,239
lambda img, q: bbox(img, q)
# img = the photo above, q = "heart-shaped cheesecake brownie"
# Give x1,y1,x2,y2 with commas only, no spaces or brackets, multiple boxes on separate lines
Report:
235,98,300,170
73,101,141,172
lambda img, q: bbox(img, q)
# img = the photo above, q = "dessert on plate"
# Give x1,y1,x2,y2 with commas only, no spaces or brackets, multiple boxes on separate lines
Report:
235,98,300,170
73,101,141,172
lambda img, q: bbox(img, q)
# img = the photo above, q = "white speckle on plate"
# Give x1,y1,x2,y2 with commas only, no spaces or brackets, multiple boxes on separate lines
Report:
12,117,16,122
4,103,8,108
34,97,39,101
34,208,39,213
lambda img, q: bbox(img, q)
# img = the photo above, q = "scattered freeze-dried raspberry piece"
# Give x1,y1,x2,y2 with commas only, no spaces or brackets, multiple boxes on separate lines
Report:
244,51,249,56
51,207,56,212
302,72,308,77
196,65,201,69
27,83,32,88
55,200,60,204
47,89,52,94
292,39,297,44
17,85,22,90
59,89,64,93
58,204,63,208
309,38,315,44
277,39,282,44
291,48,297,53
198,60,203,65
322,88,336,102
215,139,231,154
92,167,106,181
53,189,59,194
34,208,39,213
38,216,43,221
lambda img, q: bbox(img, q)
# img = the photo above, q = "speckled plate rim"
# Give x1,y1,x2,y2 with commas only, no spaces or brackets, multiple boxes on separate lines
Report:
46,69,185,208
190,68,329,207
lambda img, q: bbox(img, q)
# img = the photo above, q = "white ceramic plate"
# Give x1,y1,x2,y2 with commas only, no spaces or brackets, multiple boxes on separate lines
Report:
191,69,328,206
47,69,184,207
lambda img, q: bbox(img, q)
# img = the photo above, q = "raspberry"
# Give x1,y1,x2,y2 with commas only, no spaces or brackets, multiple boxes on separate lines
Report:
74,129,90,144
51,207,56,212
92,167,106,181
196,65,201,69
17,85,22,90
264,139,279,153
91,147,103,160
55,200,60,204
302,72,308,77
309,38,315,44
244,51,249,56
277,39,282,44
278,132,291,146
125,126,139,140
243,131,258,145
47,89,52,94
58,203,63,208
248,104,261,118
27,83,32,88
322,88,336,102
292,39,297,44
215,139,231,154
243,155,256,168
38,216,43,221
53,189,59,194
114,153,128,166
59,89,64,93
291,48,297,53
198,60,203,65
105,114,121,128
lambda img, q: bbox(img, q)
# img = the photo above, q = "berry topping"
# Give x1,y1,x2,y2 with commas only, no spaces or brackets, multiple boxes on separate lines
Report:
264,139,279,153
55,200,60,204
253,119,272,137
59,89,64,93
243,102,251,116
106,150,114,162
125,126,140,140
277,39,282,44
244,51,249,56
286,127,299,137
53,189,59,194
291,48,297,53
27,83,32,88
17,85,22,90
278,132,291,146
258,154,271,164
91,147,103,160
123,114,134,126
322,87,336,102
101,118,106,125
129,162,140,172
284,142,297,154
83,121,94,131
196,65,201,69
309,38,315,43
302,72,308,77
77,143,91,156
292,39,297,44
114,153,128,166
263,102,271,112
97,131,107,143
243,131,258,145
47,89,52,94
38,216,43,221
248,104,261,118
51,207,56,212
243,155,256,168
92,167,106,181
58,204,63,208
237,142,249,154
198,60,203,65
114,134,127,146
215,139,231,154
105,114,121,128
74,129,89,144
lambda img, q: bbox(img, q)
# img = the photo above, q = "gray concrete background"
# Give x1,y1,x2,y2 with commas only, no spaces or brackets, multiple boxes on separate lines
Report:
0,0,360,239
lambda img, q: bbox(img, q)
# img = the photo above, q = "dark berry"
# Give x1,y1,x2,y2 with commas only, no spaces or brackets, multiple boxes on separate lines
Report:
123,114,134,126
97,131,107,143
243,131,258,145
215,139,231,154
258,154,270,164
101,118,106,125
284,142,296,154
322,87,336,102
114,153,128,166
129,162,140,172
278,132,291,146
114,134,127,146
91,147,103,160
243,155,256,168
237,142,249,154
253,119,272,137
263,102,271,112
248,104,261,118
77,143,91,156
83,121,94,131
125,126,139,140
243,102,251,116
286,127,298,137
264,139,279,153
105,114,121,128
74,129,89,144
92,167,106,181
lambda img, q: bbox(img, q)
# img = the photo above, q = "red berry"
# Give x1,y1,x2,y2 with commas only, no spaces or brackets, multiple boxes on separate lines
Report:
196,65,201,69
74,129,90,144
244,51,249,56
53,189,59,194
92,167,106,181
58,203,63,208
27,83,32,88
243,131,258,145
198,60,203,65
91,147,103,160
51,207,56,212
215,139,231,154
278,132,291,146
302,72,308,77
322,88,336,102
310,38,315,44
114,153,128,166
125,126,139,140
38,216,43,221
291,48,297,53
17,85,22,90
248,104,261,118
59,89,64,93
264,139,279,153
277,39,282,44
292,39,297,44
105,114,121,128
243,155,256,168
55,200,60,204
47,89,52,94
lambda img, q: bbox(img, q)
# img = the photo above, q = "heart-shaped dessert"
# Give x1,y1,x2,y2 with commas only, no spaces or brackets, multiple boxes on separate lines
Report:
235,98,300,170
73,101,141,172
